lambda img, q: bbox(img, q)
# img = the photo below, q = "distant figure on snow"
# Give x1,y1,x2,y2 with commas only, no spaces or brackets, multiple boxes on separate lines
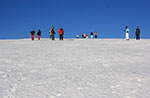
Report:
135,26,141,40
91,32,93,38
37,29,41,40
30,30,35,40
76,34,79,39
58,27,64,40
124,26,130,40
49,26,56,40
95,32,98,38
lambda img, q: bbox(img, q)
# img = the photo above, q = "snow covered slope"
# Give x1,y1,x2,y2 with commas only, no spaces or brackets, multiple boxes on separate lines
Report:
0,39,150,98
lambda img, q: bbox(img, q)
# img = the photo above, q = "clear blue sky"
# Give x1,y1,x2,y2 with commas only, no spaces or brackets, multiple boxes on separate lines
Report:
0,0,150,39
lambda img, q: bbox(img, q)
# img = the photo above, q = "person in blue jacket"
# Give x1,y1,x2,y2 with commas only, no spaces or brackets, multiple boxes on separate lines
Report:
124,26,130,40
135,26,141,40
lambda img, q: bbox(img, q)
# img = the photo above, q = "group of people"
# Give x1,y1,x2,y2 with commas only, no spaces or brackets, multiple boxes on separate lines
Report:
30,26,64,40
30,26,141,41
30,29,41,40
124,26,141,40
76,32,98,39
49,26,64,40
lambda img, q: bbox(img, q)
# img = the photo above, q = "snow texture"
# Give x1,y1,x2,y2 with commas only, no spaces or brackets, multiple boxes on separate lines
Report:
0,39,150,98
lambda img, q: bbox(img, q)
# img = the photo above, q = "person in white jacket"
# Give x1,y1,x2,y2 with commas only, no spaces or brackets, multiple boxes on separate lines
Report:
124,26,130,40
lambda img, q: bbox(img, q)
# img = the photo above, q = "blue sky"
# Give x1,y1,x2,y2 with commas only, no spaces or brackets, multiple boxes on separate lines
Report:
0,0,150,39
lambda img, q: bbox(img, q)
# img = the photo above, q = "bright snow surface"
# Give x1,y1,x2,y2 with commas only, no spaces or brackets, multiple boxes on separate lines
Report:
0,39,150,98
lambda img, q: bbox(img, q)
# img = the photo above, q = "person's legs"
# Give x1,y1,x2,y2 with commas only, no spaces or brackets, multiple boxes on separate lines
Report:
62,35,63,40
126,33,129,40
95,35,97,38
31,35,34,40
136,34,138,40
52,34,55,40
38,35,40,40
137,34,140,40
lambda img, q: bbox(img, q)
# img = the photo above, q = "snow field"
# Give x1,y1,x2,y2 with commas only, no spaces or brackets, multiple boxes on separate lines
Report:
0,39,150,98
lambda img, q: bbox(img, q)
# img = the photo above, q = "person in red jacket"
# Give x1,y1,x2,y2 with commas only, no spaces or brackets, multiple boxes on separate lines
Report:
58,27,64,40
30,30,35,40
95,32,98,38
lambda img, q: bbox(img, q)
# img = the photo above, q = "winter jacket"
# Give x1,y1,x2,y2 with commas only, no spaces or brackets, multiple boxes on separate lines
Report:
125,28,129,33
30,31,35,35
95,32,98,36
58,29,64,35
50,28,56,35
135,29,140,34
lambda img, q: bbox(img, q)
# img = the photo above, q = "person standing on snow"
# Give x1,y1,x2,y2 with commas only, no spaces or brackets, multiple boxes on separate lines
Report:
135,26,141,40
76,34,79,39
49,26,56,40
90,32,93,38
58,27,64,40
37,29,41,40
30,30,35,40
95,32,98,38
124,26,130,40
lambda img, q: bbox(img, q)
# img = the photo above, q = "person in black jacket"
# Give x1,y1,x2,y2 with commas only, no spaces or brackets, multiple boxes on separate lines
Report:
135,26,141,40
30,30,35,40
37,29,41,40
49,26,56,40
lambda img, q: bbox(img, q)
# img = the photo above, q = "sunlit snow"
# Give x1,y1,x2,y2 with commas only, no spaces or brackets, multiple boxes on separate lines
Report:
0,39,150,98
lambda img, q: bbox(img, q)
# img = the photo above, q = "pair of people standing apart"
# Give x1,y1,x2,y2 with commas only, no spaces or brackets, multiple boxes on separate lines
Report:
30,29,41,40
124,26,141,40
90,32,98,38
49,26,64,40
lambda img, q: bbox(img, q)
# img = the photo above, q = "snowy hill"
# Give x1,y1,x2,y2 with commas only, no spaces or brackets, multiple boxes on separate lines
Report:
0,39,150,98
